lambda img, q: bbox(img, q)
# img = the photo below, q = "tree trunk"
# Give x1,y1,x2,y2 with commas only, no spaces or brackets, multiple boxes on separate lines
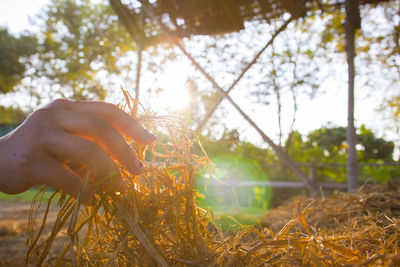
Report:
345,0,360,192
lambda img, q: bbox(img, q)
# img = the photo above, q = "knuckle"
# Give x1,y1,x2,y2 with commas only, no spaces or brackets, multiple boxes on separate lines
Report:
52,98,70,106
29,107,51,120
25,110,53,138
102,101,118,111
92,117,112,134
103,102,125,117
46,98,71,109
26,108,57,135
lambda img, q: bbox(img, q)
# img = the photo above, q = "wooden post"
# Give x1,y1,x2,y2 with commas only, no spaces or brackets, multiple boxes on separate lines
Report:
309,165,316,183
308,165,317,196
135,43,143,101
345,0,360,193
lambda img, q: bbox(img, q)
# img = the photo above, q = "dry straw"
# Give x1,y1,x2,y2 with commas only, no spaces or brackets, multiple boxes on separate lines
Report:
26,90,400,266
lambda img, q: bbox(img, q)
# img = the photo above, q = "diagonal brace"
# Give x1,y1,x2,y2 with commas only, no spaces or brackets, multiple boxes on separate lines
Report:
136,0,317,194
195,12,299,132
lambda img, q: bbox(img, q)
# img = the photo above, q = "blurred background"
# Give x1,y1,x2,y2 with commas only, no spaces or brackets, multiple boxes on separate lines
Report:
0,0,399,229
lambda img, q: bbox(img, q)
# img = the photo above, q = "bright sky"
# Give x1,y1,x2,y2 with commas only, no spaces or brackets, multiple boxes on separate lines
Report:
0,0,396,150
0,0,48,34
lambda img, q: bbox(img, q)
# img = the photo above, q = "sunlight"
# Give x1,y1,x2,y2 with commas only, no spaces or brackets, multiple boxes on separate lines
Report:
156,64,190,111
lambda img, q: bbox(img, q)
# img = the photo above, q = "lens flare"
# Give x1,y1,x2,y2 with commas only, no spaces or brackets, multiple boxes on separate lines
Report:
197,154,272,229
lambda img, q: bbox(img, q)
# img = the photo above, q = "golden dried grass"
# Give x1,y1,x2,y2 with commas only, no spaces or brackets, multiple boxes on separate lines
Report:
25,91,400,266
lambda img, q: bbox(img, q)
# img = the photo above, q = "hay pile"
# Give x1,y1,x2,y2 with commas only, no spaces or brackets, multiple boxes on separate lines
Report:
26,93,216,266
25,94,400,266
260,182,400,266
198,182,400,266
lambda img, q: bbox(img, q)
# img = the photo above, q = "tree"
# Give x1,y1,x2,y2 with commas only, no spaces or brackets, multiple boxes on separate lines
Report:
251,20,321,147
316,1,399,190
0,105,27,137
0,106,26,124
0,28,37,94
13,0,136,105
385,96,400,138
305,125,394,162
287,124,396,182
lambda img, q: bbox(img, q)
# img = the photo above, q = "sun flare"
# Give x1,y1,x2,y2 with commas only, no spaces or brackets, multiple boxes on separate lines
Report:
156,64,190,111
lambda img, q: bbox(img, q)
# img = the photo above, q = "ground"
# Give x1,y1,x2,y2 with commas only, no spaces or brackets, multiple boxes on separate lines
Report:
0,201,59,266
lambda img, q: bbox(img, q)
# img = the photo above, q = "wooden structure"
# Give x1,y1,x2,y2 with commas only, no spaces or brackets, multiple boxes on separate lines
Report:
109,0,390,44
109,0,395,194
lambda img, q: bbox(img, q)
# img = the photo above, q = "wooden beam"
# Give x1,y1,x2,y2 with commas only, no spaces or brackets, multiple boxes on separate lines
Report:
194,11,300,132
197,179,347,190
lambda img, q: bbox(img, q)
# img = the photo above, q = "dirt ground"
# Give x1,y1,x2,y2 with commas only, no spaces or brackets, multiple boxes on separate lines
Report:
0,201,60,266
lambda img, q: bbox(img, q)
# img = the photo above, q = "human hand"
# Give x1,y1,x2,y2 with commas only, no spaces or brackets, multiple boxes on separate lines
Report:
0,99,156,204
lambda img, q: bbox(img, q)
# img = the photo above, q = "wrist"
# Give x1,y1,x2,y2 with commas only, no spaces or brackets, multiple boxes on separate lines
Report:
0,132,29,194
0,134,11,193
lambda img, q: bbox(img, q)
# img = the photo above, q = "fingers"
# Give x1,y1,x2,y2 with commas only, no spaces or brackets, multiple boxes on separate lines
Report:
43,132,129,191
55,110,144,175
31,156,94,205
68,100,157,144
36,98,155,200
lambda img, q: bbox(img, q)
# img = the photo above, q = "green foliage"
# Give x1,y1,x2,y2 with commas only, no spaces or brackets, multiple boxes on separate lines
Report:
300,124,394,163
28,0,135,101
195,129,274,210
210,208,265,231
357,2,399,74
0,106,27,124
0,106,26,137
286,124,397,182
385,94,400,138
388,95,400,118
197,125,397,209
0,28,37,94
0,187,55,203
198,129,276,166
286,125,394,163
358,125,394,162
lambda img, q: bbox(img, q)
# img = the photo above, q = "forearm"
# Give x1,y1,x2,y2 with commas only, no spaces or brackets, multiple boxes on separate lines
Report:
0,134,6,192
